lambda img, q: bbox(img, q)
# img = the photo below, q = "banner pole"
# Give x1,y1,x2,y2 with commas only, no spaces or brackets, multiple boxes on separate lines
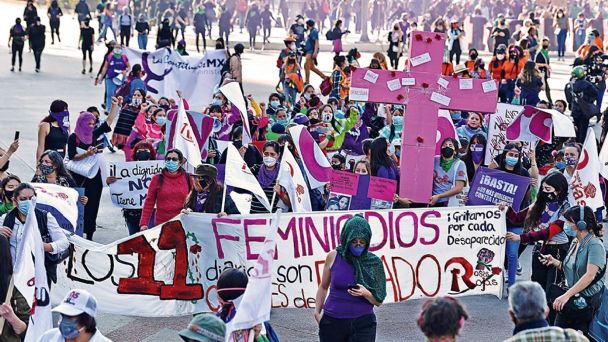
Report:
0,276,15,329
270,191,277,212
221,183,227,213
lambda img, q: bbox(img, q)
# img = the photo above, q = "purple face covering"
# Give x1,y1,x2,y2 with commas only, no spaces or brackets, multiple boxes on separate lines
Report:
50,110,70,135
470,144,484,164
74,111,96,145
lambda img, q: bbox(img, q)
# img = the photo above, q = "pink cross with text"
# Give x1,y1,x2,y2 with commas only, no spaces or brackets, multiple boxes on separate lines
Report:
349,31,499,203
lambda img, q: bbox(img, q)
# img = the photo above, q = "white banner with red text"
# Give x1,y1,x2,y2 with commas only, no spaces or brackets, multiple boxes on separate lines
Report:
52,207,506,317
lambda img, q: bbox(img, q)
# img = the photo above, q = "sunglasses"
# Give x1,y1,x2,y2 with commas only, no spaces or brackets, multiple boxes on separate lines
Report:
165,157,179,162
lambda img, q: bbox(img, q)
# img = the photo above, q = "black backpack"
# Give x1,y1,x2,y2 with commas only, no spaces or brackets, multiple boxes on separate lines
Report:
4,208,70,283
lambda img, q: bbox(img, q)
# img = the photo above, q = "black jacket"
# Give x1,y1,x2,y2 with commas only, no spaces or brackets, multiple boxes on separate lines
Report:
565,78,598,117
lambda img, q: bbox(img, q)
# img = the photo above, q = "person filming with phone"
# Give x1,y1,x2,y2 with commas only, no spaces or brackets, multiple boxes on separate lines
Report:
538,205,605,337
314,214,386,342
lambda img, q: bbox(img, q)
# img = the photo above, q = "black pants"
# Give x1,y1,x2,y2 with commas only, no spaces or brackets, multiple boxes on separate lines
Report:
50,20,60,42
32,47,43,69
74,171,103,240
555,289,602,336
543,72,552,104
82,47,93,63
319,314,377,342
220,27,230,45
532,243,569,324
195,29,206,52
11,43,24,67
120,25,131,46
263,24,271,42
450,44,462,65
573,115,590,143
248,26,257,48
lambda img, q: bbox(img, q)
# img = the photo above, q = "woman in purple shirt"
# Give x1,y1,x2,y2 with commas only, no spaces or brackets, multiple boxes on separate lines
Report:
370,137,399,181
314,215,386,341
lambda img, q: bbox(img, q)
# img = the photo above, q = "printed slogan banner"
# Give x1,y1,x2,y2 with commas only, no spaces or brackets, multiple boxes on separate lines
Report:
124,47,226,108
108,161,164,209
53,207,506,317
485,104,531,165
468,167,530,210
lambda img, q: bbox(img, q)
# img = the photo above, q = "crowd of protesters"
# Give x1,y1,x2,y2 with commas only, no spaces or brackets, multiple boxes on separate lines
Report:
3,0,608,341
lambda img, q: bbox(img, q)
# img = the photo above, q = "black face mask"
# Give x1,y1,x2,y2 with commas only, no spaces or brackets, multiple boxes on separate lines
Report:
233,141,243,149
441,147,454,159
539,191,557,202
470,53,478,60
309,118,321,126
332,164,343,170
0,160,9,172
3,190,13,200
134,150,151,161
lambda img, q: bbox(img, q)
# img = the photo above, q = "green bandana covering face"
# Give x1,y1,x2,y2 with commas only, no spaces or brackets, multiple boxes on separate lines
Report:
336,214,387,303
440,157,457,173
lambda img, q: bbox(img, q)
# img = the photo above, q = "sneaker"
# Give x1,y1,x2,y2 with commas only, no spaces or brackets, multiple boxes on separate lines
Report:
10,67,14,72
517,263,523,275
89,67,93,73
35,68,40,73
101,103,106,110
18,67,21,72
82,69,86,74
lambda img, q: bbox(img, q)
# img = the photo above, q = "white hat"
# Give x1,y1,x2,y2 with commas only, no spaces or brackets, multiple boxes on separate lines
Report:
52,289,98,317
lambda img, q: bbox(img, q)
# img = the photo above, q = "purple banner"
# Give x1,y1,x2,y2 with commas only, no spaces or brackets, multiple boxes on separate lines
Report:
467,167,530,209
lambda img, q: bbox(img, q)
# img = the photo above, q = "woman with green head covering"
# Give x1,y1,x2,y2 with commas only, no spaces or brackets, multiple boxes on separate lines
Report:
314,214,386,342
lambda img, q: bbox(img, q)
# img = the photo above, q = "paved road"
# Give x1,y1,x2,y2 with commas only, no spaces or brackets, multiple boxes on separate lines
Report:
0,1,605,341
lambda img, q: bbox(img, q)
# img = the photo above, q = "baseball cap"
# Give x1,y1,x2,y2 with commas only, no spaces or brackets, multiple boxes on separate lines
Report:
52,289,98,317
179,314,226,342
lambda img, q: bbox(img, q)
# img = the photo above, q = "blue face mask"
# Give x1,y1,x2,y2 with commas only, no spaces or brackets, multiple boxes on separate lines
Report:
563,222,577,237
334,110,345,120
165,160,180,172
155,116,166,126
451,112,462,121
59,317,81,339
211,98,222,106
555,161,566,170
349,244,366,256
17,200,30,215
270,100,280,108
393,116,404,127
505,156,518,167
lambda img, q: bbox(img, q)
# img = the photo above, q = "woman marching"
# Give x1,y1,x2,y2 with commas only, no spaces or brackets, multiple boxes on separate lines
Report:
315,214,386,341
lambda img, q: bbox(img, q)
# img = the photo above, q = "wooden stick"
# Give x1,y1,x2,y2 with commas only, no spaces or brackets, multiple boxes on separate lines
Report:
221,183,227,213
270,191,277,212
0,276,15,329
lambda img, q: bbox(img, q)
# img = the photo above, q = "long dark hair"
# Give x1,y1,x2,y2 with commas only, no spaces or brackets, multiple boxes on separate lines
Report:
370,137,393,176
584,45,601,64
524,172,569,230
217,268,248,322
0,175,21,203
39,150,75,182
461,134,487,181
184,175,222,213
563,205,603,237
0,235,12,303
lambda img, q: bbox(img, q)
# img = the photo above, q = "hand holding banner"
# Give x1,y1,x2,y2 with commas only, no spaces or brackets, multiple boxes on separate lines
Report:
108,160,164,208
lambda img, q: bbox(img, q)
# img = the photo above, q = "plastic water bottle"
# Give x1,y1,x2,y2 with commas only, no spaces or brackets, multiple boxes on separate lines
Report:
574,296,588,309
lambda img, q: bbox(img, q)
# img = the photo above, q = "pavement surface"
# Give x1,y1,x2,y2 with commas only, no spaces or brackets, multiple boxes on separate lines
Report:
0,1,606,341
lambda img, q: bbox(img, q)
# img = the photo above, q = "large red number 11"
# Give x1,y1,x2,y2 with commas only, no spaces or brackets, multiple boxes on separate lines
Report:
117,221,203,300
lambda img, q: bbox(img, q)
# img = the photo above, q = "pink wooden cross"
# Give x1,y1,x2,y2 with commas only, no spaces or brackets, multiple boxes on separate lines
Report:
349,31,499,203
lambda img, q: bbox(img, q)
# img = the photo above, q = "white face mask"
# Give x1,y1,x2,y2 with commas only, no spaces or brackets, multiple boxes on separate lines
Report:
322,112,333,123
263,156,277,167
132,98,142,106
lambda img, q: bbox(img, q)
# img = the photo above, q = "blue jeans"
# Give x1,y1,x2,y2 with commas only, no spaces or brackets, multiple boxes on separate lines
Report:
137,34,148,50
98,22,116,42
104,78,118,112
574,31,585,50
506,226,523,287
283,80,298,106
557,29,567,57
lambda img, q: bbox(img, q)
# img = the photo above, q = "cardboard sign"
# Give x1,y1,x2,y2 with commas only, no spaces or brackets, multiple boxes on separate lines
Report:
468,167,530,210
108,161,164,209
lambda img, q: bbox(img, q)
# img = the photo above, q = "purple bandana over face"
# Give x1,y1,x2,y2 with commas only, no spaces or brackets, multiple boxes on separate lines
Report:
75,111,96,145
50,110,70,135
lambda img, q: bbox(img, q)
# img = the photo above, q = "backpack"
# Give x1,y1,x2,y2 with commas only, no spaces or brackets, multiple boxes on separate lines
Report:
221,54,234,76
3,208,70,282
325,30,335,41
568,80,598,119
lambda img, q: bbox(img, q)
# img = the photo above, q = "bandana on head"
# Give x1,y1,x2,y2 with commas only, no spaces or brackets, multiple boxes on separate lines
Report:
50,110,70,135
336,214,386,303
74,111,96,145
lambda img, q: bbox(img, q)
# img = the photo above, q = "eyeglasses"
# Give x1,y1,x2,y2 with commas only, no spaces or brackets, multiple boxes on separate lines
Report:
165,157,179,162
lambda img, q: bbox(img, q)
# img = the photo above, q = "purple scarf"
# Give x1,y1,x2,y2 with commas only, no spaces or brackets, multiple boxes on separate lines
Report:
50,110,70,135
257,165,279,188
75,111,96,144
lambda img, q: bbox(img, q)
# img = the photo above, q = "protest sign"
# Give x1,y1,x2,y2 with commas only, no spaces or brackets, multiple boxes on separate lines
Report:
468,167,530,209
109,161,164,209
328,171,397,209
32,183,82,235
53,207,506,316
123,48,226,109
569,129,603,210
485,104,530,165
